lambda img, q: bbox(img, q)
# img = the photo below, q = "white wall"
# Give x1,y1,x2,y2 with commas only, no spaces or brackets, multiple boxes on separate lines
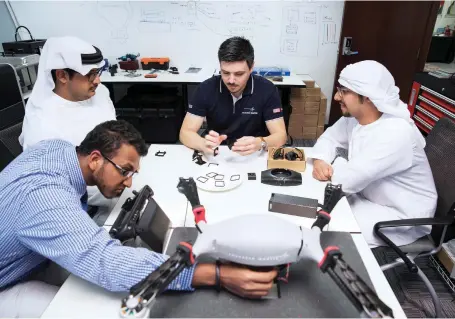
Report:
0,1,16,46
7,0,345,123
434,1,455,33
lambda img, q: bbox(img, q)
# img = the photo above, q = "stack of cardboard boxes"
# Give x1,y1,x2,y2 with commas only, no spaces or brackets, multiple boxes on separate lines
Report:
288,80,327,140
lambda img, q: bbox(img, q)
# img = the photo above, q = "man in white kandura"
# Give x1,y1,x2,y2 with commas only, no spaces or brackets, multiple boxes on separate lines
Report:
309,60,437,247
19,36,116,206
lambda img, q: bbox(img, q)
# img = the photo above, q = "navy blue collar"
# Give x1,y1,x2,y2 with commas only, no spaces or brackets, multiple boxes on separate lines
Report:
219,74,254,96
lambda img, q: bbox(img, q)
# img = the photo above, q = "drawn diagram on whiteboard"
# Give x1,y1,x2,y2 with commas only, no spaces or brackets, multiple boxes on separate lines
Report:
303,12,316,24
281,6,319,57
322,22,337,45
137,1,273,38
96,1,132,43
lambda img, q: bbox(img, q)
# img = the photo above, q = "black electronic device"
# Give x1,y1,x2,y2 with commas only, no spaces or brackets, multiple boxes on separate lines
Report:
285,149,304,161
261,168,302,186
109,185,170,253
269,193,318,218
2,26,46,55
248,172,256,180
109,64,118,76
227,139,236,150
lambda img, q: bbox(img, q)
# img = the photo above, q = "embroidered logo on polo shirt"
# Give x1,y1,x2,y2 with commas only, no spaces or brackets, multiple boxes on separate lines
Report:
242,107,258,115
273,108,282,113
189,104,193,108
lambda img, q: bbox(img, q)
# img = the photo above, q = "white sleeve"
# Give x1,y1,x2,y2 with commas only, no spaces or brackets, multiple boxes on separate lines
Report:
99,84,117,120
331,125,414,194
309,118,350,163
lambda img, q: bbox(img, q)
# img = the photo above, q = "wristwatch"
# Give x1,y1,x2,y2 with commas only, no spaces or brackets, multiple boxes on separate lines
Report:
259,137,267,152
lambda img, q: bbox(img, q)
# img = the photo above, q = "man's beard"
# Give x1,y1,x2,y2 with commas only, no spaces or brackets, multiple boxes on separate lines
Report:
93,166,113,199
342,111,352,117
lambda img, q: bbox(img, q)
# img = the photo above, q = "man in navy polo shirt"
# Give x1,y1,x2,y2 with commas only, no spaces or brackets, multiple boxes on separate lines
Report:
179,37,287,156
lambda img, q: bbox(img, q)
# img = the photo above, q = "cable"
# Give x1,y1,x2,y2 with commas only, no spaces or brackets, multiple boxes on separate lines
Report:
14,25,34,42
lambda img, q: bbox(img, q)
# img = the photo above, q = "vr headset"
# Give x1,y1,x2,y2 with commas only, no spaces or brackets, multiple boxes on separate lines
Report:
109,185,170,253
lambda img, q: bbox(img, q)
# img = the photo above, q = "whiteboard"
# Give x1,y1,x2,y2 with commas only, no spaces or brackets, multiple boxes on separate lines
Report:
10,0,344,122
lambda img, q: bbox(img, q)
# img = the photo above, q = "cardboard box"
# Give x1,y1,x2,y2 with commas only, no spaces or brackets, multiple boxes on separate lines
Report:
302,126,317,139
437,243,455,278
303,115,318,127
317,125,325,137
290,101,305,114
303,126,317,135
291,102,320,115
287,125,302,138
304,102,320,115
290,113,303,123
320,92,327,112
267,147,306,172
303,79,315,88
305,87,321,97
304,95,321,102
318,110,326,126
290,95,305,102
290,88,305,97
302,133,317,139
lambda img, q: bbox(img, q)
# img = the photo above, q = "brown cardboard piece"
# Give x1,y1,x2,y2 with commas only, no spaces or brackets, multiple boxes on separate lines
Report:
305,88,321,97
437,243,455,278
303,79,315,88
287,125,302,138
303,115,318,127
303,102,320,115
304,95,321,102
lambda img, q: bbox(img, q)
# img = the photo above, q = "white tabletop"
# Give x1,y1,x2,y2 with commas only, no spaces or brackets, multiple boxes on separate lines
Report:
41,233,405,318
101,68,213,84
106,145,360,232
101,69,307,87
104,145,195,227
183,146,360,232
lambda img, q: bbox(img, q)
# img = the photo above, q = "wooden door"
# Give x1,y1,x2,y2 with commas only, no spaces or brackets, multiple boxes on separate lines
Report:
329,1,439,125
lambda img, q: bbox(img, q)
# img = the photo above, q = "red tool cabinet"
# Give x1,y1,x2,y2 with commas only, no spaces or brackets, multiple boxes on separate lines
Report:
408,73,455,134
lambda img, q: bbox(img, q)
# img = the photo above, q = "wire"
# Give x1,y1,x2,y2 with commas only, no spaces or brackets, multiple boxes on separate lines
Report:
14,25,34,42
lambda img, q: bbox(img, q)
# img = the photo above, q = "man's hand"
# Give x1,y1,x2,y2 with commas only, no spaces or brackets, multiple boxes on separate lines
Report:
220,264,277,298
231,137,261,156
202,130,227,155
312,159,333,181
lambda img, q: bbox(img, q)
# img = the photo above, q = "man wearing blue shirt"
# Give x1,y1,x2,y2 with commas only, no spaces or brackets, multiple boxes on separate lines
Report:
180,37,287,155
0,120,277,317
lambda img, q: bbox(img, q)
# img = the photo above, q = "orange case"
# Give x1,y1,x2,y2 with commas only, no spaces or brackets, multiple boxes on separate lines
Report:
141,57,170,65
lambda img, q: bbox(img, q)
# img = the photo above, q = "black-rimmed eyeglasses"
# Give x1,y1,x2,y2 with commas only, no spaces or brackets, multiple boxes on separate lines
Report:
86,68,104,82
100,152,137,178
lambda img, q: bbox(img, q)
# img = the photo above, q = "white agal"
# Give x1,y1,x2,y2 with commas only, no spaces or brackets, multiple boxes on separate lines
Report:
309,114,437,247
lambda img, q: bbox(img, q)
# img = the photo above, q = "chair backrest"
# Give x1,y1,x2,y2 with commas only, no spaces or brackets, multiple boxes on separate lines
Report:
0,63,25,172
425,118,455,243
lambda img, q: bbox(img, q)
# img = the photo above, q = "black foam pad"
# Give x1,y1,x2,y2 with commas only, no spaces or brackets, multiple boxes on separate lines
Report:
150,228,375,318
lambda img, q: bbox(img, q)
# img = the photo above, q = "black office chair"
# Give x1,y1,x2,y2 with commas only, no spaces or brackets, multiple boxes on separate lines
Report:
374,117,455,318
0,63,25,171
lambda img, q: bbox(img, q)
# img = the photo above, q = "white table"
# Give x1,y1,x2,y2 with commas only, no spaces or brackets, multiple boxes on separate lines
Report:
104,145,195,227
182,146,360,232
41,233,406,318
101,69,307,87
105,145,360,233
40,145,403,318
101,68,213,84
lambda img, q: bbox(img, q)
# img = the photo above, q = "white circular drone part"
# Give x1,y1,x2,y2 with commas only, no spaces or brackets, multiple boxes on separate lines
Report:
194,165,243,192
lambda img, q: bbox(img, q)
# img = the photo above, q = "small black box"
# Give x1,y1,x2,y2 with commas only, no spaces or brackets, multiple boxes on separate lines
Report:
269,193,318,218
